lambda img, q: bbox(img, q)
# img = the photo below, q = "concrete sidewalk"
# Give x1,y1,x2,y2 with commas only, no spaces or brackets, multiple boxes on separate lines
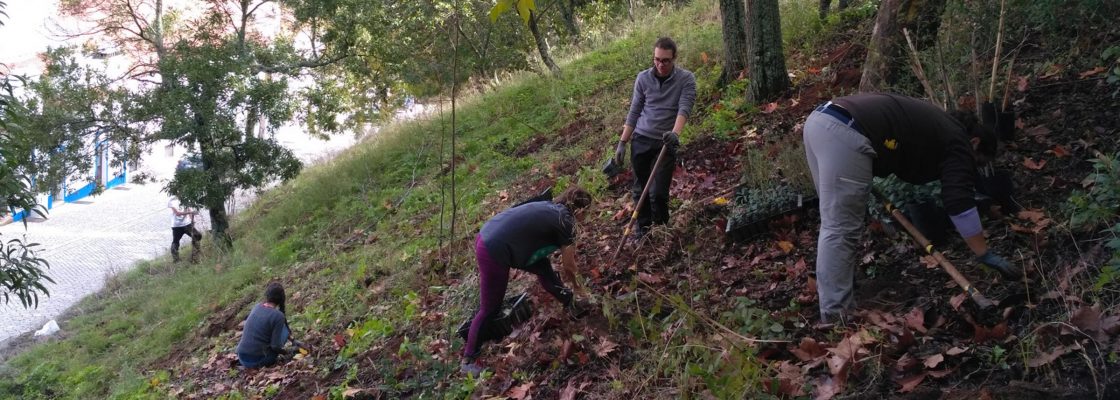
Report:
0,183,172,342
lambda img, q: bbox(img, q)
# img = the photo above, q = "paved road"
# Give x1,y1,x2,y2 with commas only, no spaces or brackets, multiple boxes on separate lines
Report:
0,107,426,345
0,183,172,342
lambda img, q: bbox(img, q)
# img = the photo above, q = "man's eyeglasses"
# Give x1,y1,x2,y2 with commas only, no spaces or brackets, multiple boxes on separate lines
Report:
653,57,674,65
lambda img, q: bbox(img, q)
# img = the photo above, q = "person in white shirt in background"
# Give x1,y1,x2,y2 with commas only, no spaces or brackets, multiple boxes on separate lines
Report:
168,196,203,263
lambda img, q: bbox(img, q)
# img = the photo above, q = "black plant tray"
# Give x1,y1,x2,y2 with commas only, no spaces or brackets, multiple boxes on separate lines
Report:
725,194,818,242
456,292,533,343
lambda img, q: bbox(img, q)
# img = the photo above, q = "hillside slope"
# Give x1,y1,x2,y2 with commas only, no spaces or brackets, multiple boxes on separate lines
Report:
4,1,1120,399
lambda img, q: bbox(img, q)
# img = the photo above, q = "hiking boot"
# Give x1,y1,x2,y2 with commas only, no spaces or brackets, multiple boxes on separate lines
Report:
460,360,484,377
814,312,850,331
627,226,649,246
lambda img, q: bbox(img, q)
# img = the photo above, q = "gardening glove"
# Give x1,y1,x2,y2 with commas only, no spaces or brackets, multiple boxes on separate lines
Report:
663,131,680,149
976,250,1022,280
613,140,627,166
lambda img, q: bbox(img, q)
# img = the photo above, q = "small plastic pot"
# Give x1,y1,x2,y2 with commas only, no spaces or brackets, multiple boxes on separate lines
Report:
981,101,1016,141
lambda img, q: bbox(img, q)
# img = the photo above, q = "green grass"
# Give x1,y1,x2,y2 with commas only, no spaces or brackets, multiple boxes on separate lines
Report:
0,1,834,398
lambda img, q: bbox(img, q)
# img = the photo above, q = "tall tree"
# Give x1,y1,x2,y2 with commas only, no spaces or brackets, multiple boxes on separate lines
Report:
56,0,339,245
744,0,790,103
859,0,947,92
491,0,562,77
1,5,53,308
718,0,748,87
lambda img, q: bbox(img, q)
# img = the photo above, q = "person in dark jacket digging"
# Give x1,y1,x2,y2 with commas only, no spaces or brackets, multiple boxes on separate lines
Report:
237,282,296,368
461,186,593,376
802,93,1021,326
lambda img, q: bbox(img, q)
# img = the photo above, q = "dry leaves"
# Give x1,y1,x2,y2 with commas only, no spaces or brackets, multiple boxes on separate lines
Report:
593,338,618,358
1023,157,1047,170
761,102,779,114
904,308,928,334
1079,66,1107,79
507,382,534,400
1026,343,1082,367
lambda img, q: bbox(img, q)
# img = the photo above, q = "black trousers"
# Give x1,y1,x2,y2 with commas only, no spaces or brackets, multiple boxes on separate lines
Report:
171,223,202,261
630,135,677,229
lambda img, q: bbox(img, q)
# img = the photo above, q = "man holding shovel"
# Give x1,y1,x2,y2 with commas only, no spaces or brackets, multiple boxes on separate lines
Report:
461,187,593,376
610,36,696,240
802,93,1021,326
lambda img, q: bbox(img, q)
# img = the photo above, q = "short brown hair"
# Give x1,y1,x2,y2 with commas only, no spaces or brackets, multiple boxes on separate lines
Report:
554,186,592,210
654,37,677,58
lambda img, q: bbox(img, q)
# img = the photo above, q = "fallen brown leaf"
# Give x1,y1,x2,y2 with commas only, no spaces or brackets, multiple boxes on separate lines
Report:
923,354,945,369
896,372,927,393
946,346,968,356
1024,125,1051,138
905,308,927,334
1023,157,1047,170
1050,145,1071,158
776,360,807,397
895,353,921,372
777,240,795,254
1017,209,1047,222
815,375,842,400
791,337,828,361
507,382,534,400
1026,343,1081,367
949,293,968,311
1017,75,1029,92
593,338,618,358
761,102,779,114
1079,66,1107,79
638,272,663,285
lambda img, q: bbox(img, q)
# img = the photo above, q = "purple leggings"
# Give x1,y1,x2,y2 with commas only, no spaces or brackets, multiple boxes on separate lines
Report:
464,234,569,359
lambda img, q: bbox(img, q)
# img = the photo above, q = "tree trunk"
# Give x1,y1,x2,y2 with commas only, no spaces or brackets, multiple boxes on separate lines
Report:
745,0,790,103
719,0,749,87
900,0,947,51
859,0,900,92
195,117,233,248
528,10,561,77
559,0,580,41
859,0,947,92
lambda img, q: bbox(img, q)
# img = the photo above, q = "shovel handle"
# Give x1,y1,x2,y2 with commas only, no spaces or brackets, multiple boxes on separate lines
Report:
611,144,672,263
871,188,995,309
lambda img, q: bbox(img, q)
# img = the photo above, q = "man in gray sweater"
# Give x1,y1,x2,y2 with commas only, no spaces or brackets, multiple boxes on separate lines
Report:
613,37,697,239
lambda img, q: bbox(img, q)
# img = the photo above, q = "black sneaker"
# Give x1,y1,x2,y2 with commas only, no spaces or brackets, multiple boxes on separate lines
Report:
627,226,649,245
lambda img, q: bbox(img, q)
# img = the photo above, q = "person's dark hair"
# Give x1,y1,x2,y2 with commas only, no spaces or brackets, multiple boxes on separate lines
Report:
265,282,286,315
654,37,677,58
949,110,997,157
554,186,592,211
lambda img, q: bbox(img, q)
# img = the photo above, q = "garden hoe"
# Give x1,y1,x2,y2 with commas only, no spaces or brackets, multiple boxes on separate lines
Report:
610,143,671,263
872,187,996,310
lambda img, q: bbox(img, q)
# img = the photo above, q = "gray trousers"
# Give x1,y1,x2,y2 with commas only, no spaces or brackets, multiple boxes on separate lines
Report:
803,111,877,321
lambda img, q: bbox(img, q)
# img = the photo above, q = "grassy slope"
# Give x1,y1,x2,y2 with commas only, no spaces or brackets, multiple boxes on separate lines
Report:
15,1,1113,398
0,2,762,398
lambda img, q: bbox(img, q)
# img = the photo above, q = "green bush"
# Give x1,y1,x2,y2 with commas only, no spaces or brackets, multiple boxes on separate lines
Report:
1067,153,1120,289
